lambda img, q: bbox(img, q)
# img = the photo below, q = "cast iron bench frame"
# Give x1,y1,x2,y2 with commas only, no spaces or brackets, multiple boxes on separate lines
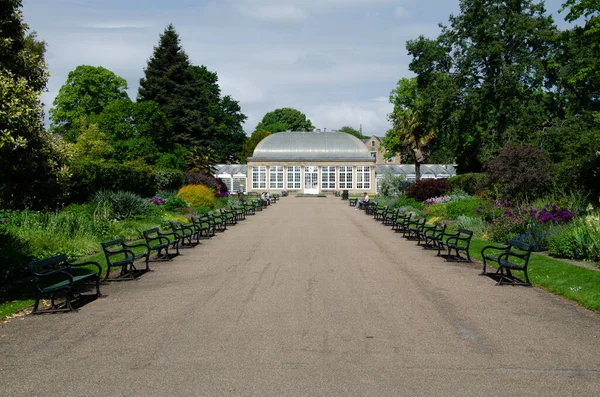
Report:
437,228,473,262
100,238,150,281
28,254,102,314
481,240,533,286
143,227,180,260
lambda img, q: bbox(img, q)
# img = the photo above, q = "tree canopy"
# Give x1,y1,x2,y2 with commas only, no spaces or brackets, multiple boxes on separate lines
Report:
49,65,129,140
191,65,247,163
240,130,271,164
383,78,436,181
338,126,366,140
256,108,314,133
1,0,66,209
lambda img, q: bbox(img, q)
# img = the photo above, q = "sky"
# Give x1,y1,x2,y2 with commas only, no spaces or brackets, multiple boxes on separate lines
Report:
22,0,572,136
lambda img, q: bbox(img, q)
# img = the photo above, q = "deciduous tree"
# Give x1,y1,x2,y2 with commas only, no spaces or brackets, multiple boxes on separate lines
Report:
49,65,129,141
240,130,271,163
256,108,313,133
0,0,66,209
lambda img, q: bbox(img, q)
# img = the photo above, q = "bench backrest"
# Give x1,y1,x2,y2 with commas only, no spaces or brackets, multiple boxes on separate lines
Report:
457,228,473,238
508,240,532,253
101,238,124,250
28,254,68,273
144,228,159,238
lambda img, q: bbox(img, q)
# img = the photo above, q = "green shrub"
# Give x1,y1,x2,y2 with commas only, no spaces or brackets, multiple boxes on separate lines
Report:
163,196,190,211
90,190,151,221
0,228,30,282
548,217,600,262
447,173,486,195
156,190,178,200
445,197,484,220
391,194,424,210
177,185,215,208
456,216,487,237
379,171,411,196
155,168,186,191
423,203,447,218
69,159,156,203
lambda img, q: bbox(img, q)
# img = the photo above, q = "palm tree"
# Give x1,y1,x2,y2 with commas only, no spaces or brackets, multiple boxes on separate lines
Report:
392,108,435,181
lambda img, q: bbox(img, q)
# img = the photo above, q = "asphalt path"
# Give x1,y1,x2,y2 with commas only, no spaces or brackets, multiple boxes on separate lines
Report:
1,196,599,396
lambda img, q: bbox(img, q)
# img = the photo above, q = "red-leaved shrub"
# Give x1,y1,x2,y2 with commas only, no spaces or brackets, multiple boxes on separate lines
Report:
406,179,451,202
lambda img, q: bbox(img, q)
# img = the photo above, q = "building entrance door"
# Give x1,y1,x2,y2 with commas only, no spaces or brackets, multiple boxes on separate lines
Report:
303,166,319,194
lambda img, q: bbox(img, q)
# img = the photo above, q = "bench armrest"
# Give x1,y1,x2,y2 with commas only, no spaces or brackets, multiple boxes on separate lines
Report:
498,251,530,261
70,260,102,276
123,242,150,251
481,244,510,256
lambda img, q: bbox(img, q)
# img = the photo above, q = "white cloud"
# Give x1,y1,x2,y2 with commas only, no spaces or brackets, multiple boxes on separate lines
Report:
309,98,393,136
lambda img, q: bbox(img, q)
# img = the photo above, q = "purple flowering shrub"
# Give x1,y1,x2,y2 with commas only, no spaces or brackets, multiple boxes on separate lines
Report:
487,203,574,248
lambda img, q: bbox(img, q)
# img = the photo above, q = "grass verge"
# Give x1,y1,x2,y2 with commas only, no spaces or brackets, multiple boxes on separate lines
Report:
469,238,600,312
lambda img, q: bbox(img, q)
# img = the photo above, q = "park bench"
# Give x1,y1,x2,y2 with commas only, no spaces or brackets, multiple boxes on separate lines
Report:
417,223,447,250
190,215,212,239
230,205,246,221
481,240,533,286
28,254,102,314
437,228,473,262
367,201,379,215
209,211,228,231
169,220,197,247
392,213,412,233
101,238,150,281
374,205,388,221
382,208,399,226
241,200,256,216
143,227,180,260
404,217,427,240
220,208,237,225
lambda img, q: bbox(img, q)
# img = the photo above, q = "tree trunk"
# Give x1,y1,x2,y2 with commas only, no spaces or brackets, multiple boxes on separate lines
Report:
415,160,421,182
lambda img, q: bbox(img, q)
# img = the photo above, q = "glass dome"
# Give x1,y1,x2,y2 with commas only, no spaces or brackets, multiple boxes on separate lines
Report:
248,131,373,162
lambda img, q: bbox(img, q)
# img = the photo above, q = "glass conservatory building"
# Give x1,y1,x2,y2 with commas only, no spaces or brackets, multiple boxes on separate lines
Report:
246,131,376,194
213,131,456,194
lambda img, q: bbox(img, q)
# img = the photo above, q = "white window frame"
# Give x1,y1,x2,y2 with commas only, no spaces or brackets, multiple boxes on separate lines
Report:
286,166,301,189
338,166,353,189
252,166,266,189
321,166,336,190
269,166,284,189
356,166,371,189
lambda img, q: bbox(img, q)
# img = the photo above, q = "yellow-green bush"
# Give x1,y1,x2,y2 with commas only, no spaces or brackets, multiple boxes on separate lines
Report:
177,184,215,209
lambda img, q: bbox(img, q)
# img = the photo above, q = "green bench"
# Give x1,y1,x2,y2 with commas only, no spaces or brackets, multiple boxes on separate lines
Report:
417,223,447,250
437,228,473,262
169,220,197,247
101,238,150,281
481,240,533,286
191,215,213,239
143,228,180,260
28,254,102,314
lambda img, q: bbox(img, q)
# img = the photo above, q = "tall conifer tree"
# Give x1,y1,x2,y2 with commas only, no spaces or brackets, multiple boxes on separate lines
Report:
138,24,213,149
